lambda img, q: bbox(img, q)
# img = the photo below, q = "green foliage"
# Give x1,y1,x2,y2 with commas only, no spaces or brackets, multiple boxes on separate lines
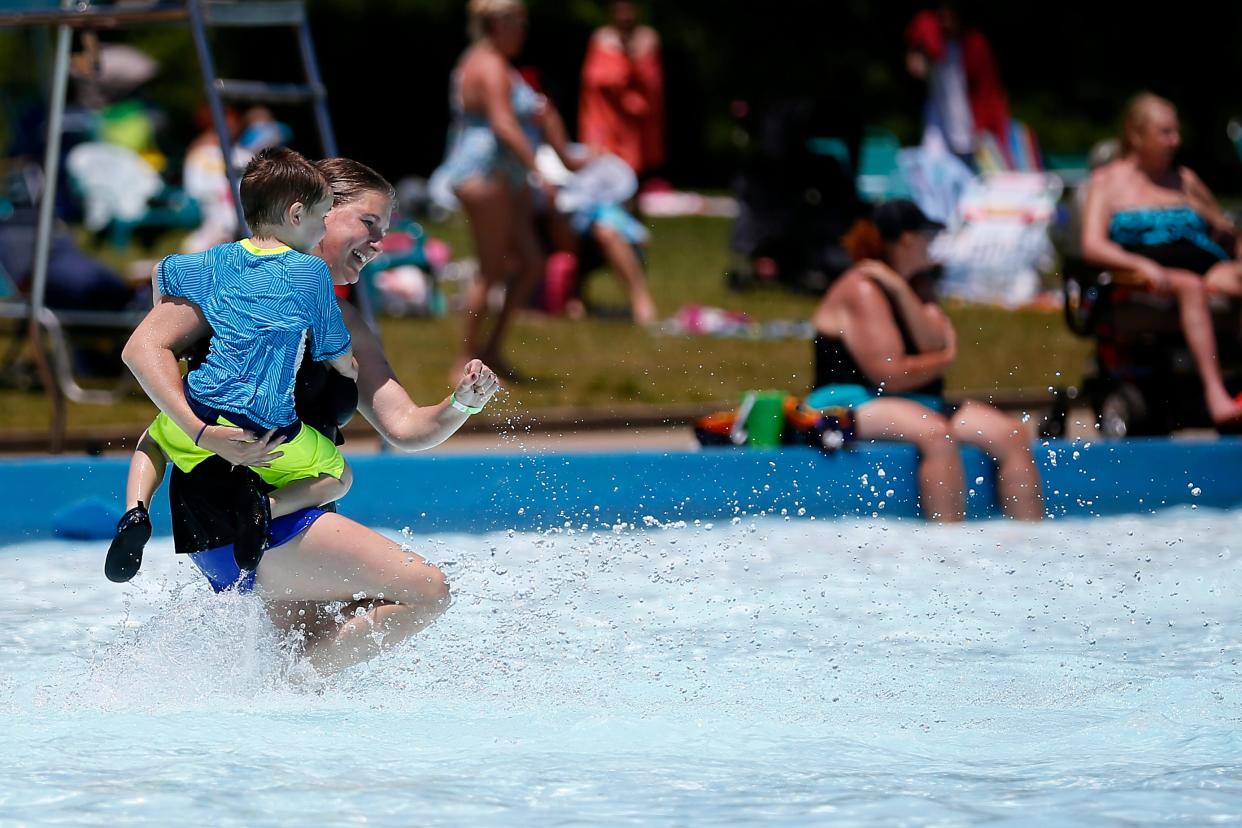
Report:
5,2,1241,184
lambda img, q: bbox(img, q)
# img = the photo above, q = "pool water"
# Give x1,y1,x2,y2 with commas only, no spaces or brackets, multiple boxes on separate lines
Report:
3,511,1241,825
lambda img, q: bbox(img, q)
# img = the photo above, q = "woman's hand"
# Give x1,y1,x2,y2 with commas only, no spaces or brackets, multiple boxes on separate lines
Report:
1136,260,1171,291
453,359,501,410
562,146,597,173
197,426,286,468
941,318,958,364
528,170,560,203
620,90,650,117
857,259,909,293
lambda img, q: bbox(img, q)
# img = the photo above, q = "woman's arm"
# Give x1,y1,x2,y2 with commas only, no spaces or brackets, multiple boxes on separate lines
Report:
122,299,211,437
541,103,589,172
838,278,955,392
473,51,539,173
344,302,498,451
327,349,358,380
855,260,947,352
1183,167,1239,252
121,299,284,466
1081,169,1169,287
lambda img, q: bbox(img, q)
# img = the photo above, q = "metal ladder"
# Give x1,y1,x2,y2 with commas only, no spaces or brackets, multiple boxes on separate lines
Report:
0,0,349,452
186,0,338,234
190,1,377,326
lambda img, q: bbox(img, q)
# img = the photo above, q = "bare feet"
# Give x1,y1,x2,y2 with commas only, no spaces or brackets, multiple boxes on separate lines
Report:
631,290,658,326
565,298,587,321
1207,390,1242,426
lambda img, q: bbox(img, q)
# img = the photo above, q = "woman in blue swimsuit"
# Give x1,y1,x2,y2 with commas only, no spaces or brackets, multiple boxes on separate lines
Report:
1081,93,1242,424
431,0,581,380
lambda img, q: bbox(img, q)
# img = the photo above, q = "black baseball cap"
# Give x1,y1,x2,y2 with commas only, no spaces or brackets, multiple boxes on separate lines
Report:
873,199,945,242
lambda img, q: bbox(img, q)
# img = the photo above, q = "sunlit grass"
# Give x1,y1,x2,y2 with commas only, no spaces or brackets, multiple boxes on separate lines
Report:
0,216,1091,431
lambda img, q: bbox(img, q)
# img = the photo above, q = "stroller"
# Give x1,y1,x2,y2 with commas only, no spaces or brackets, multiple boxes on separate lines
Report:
1057,258,1242,437
725,99,865,294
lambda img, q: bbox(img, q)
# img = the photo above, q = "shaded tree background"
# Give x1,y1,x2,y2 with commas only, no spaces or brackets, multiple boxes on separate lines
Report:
2,0,1241,191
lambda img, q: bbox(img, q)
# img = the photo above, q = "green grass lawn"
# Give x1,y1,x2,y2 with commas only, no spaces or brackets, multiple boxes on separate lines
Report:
0,216,1091,432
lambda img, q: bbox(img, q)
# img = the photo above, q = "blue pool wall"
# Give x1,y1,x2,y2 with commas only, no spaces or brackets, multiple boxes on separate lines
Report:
1,437,1238,543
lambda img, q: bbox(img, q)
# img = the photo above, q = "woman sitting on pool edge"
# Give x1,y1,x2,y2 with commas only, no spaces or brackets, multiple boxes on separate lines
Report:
809,199,1044,521
122,158,500,675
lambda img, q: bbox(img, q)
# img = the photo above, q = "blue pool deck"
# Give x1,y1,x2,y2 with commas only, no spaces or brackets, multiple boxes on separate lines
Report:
1,437,1239,543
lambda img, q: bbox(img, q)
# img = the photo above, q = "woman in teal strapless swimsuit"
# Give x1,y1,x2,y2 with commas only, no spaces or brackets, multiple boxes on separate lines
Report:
1081,93,1242,425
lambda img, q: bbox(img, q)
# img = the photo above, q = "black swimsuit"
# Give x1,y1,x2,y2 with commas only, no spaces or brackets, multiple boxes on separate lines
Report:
812,284,945,399
168,355,356,555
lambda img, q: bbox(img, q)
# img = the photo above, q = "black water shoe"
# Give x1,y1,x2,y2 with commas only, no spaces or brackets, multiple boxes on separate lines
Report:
105,502,151,583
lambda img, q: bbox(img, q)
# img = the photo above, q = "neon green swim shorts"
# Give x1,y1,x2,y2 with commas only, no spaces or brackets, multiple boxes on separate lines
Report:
147,412,344,489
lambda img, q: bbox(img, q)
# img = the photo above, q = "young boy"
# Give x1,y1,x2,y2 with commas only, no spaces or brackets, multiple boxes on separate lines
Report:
105,147,356,583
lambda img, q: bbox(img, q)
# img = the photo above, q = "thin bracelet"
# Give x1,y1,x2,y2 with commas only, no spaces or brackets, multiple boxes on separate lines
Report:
450,394,484,415
194,423,210,446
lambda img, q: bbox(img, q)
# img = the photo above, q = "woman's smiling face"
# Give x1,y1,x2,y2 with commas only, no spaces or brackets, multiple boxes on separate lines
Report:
315,190,392,285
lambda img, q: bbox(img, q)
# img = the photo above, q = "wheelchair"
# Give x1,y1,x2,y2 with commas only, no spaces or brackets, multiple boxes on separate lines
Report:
1056,258,1242,437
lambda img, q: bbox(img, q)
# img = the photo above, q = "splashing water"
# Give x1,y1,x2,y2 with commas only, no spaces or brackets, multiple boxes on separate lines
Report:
3,510,1242,824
